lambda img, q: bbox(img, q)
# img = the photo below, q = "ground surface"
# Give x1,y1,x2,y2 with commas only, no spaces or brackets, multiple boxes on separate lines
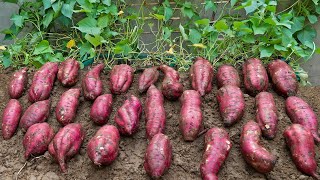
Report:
0,67,320,180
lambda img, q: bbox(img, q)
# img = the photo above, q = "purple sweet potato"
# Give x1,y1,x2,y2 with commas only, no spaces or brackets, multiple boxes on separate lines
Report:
55,88,81,126
216,85,245,126
144,133,172,178
90,94,113,125
138,66,159,93
216,65,240,88
255,92,278,139
240,121,277,173
114,95,142,135
23,122,54,159
285,96,320,143
179,90,202,141
28,62,58,102
82,63,104,101
201,128,232,180
20,99,51,132
159,65,183,100
8,67,28,99
145,85,166,140
243,58,269,96
87,125,120,165
110,64,134,94
57,58,80,86
267,59,298,97
190,57,214,96
2,99,22,139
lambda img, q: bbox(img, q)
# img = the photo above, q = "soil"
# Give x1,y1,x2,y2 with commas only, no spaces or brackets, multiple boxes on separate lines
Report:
0,67,319,180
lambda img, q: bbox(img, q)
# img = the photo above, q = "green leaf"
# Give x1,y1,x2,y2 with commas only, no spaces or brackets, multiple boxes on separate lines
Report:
97,15,110,28
164,7,173,21
11,14,27,28
297,26,317,47
242,0,261,14
195,19,210,27
260,45,274,58
264,17,277,25
214,19,228,32
80,42,94,58
3,0,18,3
252,24,269,35
189,29,202,44
52,0,63,13
205,0,217,12
75,17,101,35
308,15,318,24
316,4,320,14
33,40,53,55
241,34,255,43
1,52,12,68
42,9,54,28
274,44,287,51
277,13,293,29
179,24,188,40
231,0,238,7
181,6,194,19
102,0,111,6
61,3,74,19
43,0,52,10
152,14,165,21
163,27,172,40
85,34,105,47
76,0,93,12
281,28,294,47
114,40,132,55
313,0,319,5
290,16,305,33
315,47,320,54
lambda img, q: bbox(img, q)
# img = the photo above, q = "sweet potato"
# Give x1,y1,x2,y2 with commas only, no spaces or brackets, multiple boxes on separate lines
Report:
240,121,277,173
138,66,159,93
285,96,320,143
23,122,54,159
82,63,104,101
144,133,172,178
159,65,183,100
114,95,142,135
87,125,120,165
28,62,58,102
2,99,22,139
8,67,28,99
201,128,232,180
255,92,278,139
216,85,245,126
179,90,202,141
90,94,113,125
243,58,269,96
216,65,240,88
110,64,134,94
145,85,166,140
57,58,80,87
190,57,214,96
267,59,298,97
20,99,51,132
49,123,85,172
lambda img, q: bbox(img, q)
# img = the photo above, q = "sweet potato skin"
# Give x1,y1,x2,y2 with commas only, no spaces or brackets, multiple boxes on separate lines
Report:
190,57,214,96
110,64,134,94
179,90,202,141
23,122,54,159
159,65,183,100
82,64,104,101
90,94,113,125
2,99,22,139
57,58,80,86
240,121,277,173
138,66,159,93
216,85,245,126
216,65,240,88
144,133,172,178
87,125,120,165
8,67,28,99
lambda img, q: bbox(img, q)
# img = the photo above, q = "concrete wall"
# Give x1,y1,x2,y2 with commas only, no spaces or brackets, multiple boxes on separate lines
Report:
0,1,19,45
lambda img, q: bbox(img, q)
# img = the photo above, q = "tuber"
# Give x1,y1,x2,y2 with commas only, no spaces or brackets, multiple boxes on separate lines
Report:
8,67,28,99
216,65,240,88
190,57,214,96
82,63,104,101
57,58,80,86
90,94,113,125
159,65,183,100
110,64,134,94
138,66,159,93
2,99,22,139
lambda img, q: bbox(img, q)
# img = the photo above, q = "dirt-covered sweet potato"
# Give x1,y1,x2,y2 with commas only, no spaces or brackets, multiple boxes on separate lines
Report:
90,94,113,125
240,121,277,173
216,65,240,88
8,67,28,99
190,57,214,96
23,122,54,159
145,85,166,140
179,90,202,141
285,96,320,143
216,85,245,126
138,66,159,93
243,58,269,96
159,65,183,100
267,59,298,97
20,99,51,132
255,92,278,139
114,95,142,135
82,63,104,101
28,62,58,102
2,99,22,139
110,64,134,94
87,125,120,165
144,133,172,178
57,58,80,87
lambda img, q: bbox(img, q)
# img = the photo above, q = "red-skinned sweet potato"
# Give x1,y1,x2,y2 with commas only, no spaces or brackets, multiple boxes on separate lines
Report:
267,59,298,97
57,58,80,86
82,63,104,101
28,62,58,102
110,64,134,94
240,121,277,173
138,66,159,93
23,122,54,159
2,99,22,139
90,94,113,125
114,95,142,135
216,85,245,126
144,133,172,178
8,67,28,99
145,85,166,140
159,65,183,100
190,57,214,96
216,65,240,88
87,125,120,165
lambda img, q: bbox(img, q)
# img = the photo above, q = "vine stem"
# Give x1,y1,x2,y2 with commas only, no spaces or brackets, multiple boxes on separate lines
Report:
276,0,300,15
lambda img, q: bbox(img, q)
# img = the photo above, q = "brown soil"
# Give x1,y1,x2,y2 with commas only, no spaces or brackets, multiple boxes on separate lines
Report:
0,68,319,180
